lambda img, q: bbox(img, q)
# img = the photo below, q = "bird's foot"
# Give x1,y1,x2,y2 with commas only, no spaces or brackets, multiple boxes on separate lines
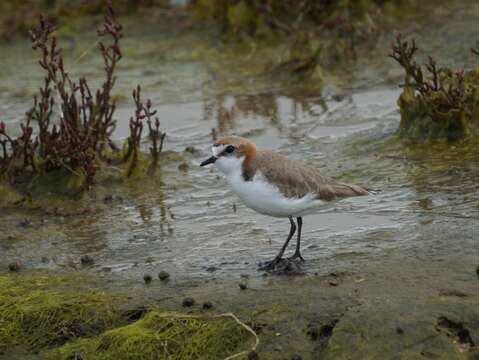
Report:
258,256,305,275
258,257,283,271
287,252,305,262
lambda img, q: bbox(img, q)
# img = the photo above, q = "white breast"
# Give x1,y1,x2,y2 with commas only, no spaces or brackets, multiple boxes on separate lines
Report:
213,154,323,217
225,168,323,218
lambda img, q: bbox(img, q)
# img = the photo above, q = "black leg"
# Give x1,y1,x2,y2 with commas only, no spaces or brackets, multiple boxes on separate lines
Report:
259,216,296,270
276,216,296,259
289,217,305,261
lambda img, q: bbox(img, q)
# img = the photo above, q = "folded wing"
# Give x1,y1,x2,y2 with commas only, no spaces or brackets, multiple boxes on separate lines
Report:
250,151,369,201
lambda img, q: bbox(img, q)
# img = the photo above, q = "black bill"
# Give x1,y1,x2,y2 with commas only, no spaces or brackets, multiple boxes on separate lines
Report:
200,156,217,167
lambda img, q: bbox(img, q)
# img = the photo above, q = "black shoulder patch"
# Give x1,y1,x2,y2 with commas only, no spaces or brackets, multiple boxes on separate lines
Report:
242,167,255,182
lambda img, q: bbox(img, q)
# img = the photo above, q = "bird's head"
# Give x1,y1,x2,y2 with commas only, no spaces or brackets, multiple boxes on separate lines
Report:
200,136,256,175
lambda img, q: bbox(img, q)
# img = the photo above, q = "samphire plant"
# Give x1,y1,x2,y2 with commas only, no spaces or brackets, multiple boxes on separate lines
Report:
0,4,165,196
390,34,479,141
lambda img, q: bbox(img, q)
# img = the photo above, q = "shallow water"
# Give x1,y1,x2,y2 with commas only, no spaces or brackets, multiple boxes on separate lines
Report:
1,0,479,287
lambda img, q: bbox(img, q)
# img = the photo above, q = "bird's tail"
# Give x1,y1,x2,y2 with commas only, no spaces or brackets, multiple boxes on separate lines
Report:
338,182,381,196
335,182,370,197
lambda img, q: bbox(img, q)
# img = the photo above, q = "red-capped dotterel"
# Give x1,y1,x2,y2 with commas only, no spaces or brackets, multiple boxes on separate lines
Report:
200,136,371,270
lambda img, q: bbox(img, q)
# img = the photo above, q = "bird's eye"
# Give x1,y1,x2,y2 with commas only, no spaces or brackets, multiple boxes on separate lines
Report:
225,145,235,153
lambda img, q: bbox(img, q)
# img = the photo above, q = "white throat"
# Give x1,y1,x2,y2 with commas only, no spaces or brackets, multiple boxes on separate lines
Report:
215,154,245,177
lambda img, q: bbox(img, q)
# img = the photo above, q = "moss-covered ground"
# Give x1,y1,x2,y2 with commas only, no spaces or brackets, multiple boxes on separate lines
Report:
0,273,125,354
47,311,249,360
0,272,254,360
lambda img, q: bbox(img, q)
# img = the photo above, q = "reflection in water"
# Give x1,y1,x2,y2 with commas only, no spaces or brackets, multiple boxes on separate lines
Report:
0,171,174,272
202,93,280,135
202,92,330,141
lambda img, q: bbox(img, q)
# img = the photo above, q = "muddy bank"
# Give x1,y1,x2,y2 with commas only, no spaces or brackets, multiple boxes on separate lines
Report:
1,252,478,359
109,253,479,359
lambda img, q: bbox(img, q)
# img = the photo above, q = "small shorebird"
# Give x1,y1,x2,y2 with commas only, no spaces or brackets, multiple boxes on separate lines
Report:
200,136,370,269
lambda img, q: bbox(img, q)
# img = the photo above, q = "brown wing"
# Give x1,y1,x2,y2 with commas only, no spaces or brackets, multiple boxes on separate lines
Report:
249,151,369,201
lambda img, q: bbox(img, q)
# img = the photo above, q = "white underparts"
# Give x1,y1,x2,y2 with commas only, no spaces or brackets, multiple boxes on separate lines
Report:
215,155,323,218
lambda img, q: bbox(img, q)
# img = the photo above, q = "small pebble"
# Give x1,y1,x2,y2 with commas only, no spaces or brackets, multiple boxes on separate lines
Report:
307,325,320,340
16,218,31,228
273,346,283,352
396,327,404,335
178,162,189,171
202,301,213,310
182,297,195,307
8,261,22,272
103,194,113,203
239,283,248,290
184,146,196,154
41,256,49,263
247,350,259,360
80,255,95,266
143,274,152,284
332,93,346,102
329,279,339,287
158,271,170,281
291,355,303,360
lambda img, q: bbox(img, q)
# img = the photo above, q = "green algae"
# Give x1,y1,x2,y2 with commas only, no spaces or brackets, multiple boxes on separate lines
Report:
48,311,251,360
333,131,479,224
0,273,255,360
28,168,88,198
397,77,479,141
192,0,402,38
0,273,125,355
0,1,163,40
320,297,479,360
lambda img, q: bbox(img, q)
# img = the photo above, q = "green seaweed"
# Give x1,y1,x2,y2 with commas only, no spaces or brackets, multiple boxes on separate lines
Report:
48,311,250,360
0,273,125,354
0,273,254,360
